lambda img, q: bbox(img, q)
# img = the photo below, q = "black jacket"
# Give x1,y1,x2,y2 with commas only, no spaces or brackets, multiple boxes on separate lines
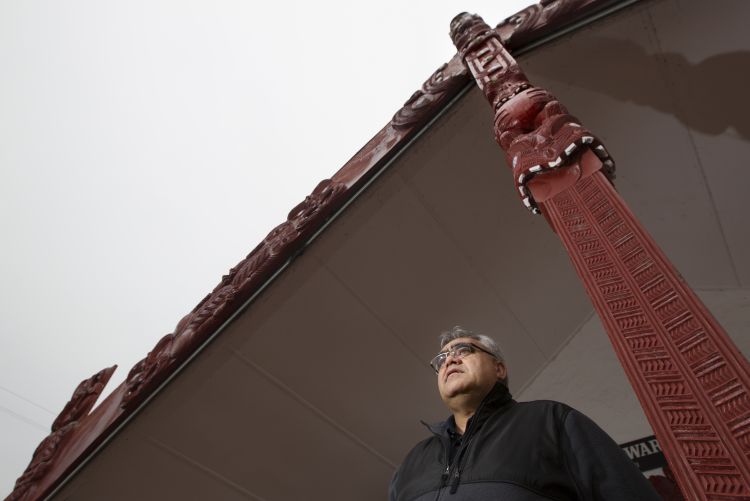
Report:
389,384,661,500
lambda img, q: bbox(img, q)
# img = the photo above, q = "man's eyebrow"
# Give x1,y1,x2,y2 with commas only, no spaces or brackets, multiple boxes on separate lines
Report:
441,342,469,352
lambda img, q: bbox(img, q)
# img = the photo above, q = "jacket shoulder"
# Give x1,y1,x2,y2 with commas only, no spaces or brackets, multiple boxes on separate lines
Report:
399,433,441,465
390,432,444,501
513,399,574,419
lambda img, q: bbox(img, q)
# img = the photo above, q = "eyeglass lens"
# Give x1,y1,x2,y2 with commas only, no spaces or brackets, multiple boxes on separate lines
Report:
431,343,474,372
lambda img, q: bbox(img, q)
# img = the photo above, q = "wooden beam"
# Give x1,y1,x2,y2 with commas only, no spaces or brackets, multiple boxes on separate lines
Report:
450,11,750,500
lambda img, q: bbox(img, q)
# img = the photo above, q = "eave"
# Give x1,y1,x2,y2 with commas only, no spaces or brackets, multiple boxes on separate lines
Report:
6,1,669,499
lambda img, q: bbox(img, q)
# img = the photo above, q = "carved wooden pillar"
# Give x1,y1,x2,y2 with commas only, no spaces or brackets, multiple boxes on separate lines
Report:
450,12,750,500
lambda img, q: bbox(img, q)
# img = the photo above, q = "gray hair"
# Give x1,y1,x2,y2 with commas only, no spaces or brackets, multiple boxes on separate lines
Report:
439,326,509,386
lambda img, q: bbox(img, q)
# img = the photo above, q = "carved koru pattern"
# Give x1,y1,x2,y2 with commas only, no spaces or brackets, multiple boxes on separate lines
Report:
121,179,348,410
8,367,116,501
497,0,598,45
544,173,750,499
52,366,116,431
8,423,78,501
392,61,467,130
450,12,613,214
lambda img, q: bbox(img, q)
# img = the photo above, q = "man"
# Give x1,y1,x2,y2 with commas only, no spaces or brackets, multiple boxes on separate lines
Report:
389,326,661,500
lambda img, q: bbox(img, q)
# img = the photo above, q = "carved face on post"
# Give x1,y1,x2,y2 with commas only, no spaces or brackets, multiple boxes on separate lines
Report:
449,11,614,215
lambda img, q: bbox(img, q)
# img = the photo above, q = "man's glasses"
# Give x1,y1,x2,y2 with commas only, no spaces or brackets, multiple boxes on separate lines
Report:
430,342,496,373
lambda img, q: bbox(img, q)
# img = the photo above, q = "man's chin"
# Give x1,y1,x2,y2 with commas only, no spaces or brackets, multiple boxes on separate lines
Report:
440,381,470,400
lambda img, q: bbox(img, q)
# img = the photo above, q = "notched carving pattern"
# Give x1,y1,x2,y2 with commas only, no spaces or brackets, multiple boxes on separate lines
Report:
549,174,750,496
453,4,750,498
120,179,348,410
8,366,116,501
450,12,614,214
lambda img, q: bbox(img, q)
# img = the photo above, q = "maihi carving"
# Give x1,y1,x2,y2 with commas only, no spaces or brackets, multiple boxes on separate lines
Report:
121,179,348,410
497,0,603,45
392,60,467,130
8,367,116,501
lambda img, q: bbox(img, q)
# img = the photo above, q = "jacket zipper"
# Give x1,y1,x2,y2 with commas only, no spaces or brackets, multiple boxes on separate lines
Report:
433,447,450,501
422,385,512,500
440,398,489,498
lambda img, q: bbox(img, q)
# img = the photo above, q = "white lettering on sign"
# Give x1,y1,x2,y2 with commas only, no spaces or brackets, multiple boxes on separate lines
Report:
624,440,660,460
619,436,665,472
649,439,661,453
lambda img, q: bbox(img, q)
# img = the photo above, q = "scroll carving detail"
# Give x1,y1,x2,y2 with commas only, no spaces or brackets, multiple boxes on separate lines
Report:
4,2,664,498
392,61,467,130
496,0,607,46
8,366,116,501
120,179,348,409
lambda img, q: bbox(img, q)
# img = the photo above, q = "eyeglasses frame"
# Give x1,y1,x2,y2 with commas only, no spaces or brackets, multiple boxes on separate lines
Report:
430,342,497,374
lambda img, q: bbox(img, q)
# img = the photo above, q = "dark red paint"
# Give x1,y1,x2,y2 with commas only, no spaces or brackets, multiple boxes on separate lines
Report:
6,1,643,499
451,10,750,501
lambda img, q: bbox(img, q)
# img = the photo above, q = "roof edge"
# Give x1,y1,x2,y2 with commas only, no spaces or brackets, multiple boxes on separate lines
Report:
6,1,637,499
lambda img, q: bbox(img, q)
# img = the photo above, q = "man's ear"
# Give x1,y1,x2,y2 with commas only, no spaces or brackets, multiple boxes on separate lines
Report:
495,362,507,382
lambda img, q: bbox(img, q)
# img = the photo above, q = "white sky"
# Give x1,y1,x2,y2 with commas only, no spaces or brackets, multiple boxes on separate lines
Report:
0,0,530,494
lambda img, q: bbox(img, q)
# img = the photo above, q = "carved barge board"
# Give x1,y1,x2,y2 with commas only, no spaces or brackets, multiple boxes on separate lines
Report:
450,11,750,501
5,1,671,500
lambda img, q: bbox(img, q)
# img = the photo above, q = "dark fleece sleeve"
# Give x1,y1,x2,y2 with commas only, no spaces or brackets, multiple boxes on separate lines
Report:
388,467,399,501
561,409,661,501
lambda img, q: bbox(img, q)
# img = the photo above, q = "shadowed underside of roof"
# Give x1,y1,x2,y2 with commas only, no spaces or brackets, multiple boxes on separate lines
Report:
7,1,678,500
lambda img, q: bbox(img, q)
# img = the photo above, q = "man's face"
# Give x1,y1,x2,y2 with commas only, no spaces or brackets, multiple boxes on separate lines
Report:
436,337,506,404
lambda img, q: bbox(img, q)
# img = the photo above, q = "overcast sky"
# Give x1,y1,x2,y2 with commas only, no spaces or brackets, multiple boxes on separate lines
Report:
0,0,531,493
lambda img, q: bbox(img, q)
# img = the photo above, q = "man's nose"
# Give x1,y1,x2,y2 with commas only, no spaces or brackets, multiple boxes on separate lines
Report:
445,352,462,367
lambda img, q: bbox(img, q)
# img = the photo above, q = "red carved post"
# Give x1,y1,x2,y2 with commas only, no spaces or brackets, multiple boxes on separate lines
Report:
450,12,750,500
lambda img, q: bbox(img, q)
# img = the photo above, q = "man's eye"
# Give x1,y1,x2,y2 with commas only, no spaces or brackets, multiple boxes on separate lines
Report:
456,346,471,356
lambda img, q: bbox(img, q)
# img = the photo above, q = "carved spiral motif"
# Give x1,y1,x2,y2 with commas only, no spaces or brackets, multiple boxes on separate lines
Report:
8,423,78,501
9,367,116,501
392,63,466,130
503,5,544,33
497,0,591,44
119,179,348,411
51,366,116,431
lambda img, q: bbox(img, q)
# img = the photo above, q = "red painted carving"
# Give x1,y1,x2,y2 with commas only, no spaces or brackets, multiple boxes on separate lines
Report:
5,2,632,498
394,0,622,135
451,11,750,501
8,56,462,500
120,178,348,410
545,174,750,499
450,13,613,215
121,333,176,409
8,366,116,501
51,366,117,432
496,0,621,47
392,58,468,131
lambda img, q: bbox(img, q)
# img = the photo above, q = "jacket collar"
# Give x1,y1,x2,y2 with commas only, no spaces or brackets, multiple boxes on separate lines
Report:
424,382,513,437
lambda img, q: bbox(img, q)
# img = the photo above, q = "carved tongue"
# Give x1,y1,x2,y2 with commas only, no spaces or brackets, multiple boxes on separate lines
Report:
526,149,606,204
